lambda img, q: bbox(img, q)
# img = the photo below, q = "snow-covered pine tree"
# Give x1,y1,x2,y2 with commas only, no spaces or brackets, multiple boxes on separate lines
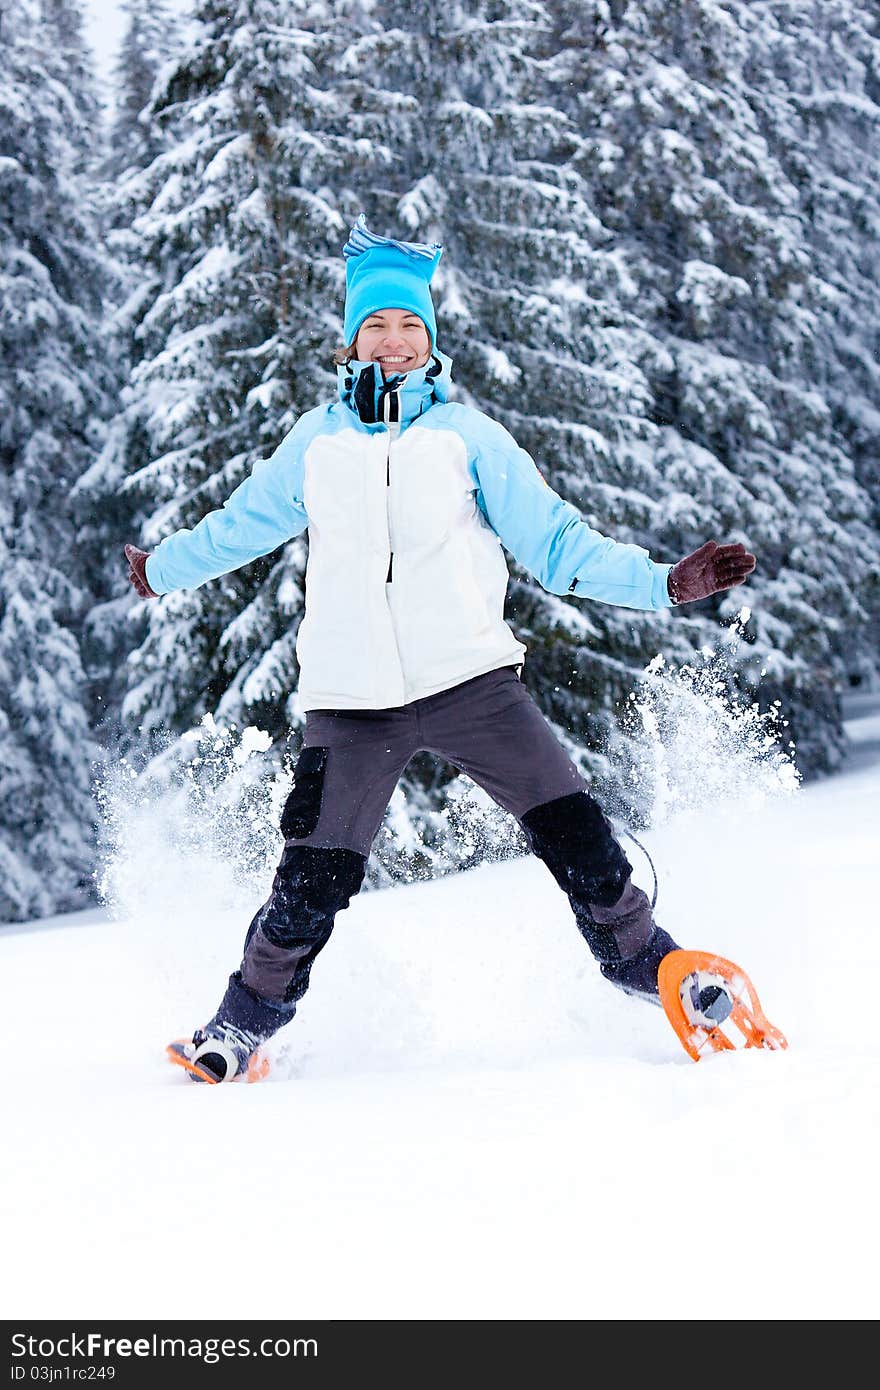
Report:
529,0,880,788
0,0,117,920
108,0,182,179
739,0,880,688
73,0,186,745
40,0,103,130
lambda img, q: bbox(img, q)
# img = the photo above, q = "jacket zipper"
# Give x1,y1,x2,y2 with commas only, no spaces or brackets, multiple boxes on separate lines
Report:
383,385,399,583
386,439,393,582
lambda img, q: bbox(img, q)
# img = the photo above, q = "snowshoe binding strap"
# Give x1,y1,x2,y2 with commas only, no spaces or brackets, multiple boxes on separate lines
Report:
658,949,788,1063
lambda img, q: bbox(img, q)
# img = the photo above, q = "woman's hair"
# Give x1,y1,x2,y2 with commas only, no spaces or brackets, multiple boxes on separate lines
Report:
332,339,358,367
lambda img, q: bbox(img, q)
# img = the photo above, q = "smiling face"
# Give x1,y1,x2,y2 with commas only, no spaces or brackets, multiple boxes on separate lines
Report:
354,309,432,376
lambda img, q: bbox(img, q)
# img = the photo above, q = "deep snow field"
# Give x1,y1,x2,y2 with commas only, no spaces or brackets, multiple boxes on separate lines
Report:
2,686,878,1321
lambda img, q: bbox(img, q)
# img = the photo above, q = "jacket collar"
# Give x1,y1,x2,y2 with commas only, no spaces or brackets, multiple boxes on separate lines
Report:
337,348,452,428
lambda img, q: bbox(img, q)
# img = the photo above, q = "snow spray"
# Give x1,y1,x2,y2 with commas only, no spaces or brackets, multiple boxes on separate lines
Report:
94,715,290,924
442,778,528,863
618,608,801,830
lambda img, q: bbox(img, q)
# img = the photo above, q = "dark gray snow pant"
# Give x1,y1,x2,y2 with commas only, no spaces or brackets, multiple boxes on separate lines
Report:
213,666,659,1041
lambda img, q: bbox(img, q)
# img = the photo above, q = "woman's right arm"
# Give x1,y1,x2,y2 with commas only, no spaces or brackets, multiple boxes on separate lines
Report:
135,413,322,596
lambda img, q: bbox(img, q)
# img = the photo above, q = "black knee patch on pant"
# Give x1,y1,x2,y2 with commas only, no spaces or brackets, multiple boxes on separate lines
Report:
520,791,632,963
520,791,631,906
260,844,366,950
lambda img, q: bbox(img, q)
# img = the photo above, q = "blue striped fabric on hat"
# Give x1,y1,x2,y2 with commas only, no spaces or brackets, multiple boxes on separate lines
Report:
343,213,442,265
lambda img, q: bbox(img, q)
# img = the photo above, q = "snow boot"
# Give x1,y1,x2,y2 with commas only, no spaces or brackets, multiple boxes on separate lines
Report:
679,970,735,1029
599,926,720,1012
166,1022,269,1084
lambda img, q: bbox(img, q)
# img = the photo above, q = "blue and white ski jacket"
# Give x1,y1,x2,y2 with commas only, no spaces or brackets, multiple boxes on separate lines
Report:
145,350,674,711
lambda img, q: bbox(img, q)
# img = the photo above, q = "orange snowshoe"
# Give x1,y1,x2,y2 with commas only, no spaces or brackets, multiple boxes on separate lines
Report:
658,949,788,1063
166,1030,270,1084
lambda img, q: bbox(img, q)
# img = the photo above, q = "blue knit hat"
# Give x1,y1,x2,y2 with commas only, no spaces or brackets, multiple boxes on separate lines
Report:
342,213,443,349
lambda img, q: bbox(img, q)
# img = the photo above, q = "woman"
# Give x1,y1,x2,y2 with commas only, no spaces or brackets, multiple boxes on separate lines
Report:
126,214,756,1083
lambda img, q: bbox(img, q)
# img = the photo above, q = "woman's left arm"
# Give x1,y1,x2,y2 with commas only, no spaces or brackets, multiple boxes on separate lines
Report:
469,416,674,611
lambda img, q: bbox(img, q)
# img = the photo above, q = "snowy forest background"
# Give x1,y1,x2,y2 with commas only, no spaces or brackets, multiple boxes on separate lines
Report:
2,0,878,925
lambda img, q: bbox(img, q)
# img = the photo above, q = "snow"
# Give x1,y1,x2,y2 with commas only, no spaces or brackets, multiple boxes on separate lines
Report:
2,692,879,1322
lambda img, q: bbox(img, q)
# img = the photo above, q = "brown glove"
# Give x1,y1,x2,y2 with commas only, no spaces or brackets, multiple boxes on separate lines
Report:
124,543,159,599
667,540,756,605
